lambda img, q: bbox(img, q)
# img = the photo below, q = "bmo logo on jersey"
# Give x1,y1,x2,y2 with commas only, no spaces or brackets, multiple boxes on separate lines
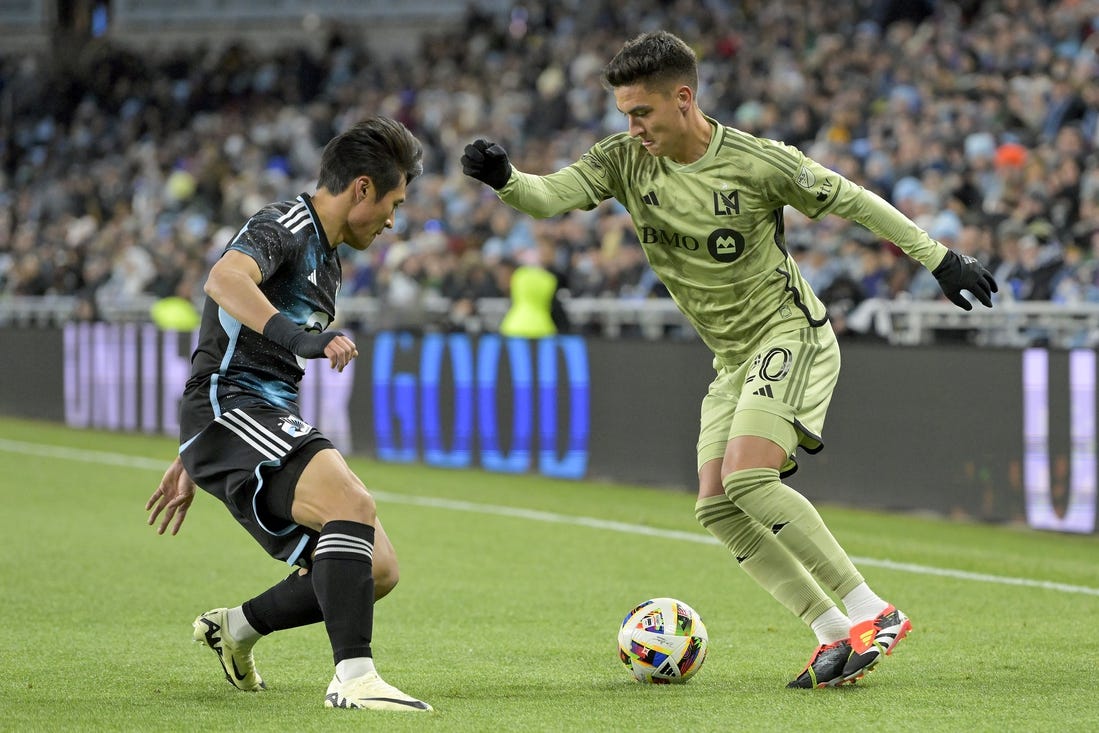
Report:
708,228,746,263
639,226,701,251
639,226,747,262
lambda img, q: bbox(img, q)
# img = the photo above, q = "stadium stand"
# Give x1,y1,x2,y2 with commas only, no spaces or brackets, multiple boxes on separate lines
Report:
2,0,1098,346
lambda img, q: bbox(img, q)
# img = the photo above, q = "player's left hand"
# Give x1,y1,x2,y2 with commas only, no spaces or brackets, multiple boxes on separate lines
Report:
932,249,998,310
324,333,359,372
146,456,196,535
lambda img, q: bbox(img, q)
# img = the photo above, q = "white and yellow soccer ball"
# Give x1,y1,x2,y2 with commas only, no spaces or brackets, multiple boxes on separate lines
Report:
617,597,708,683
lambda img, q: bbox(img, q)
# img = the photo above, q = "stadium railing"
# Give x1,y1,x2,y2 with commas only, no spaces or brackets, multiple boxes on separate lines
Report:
2,294,1097,348
845,298,1099,348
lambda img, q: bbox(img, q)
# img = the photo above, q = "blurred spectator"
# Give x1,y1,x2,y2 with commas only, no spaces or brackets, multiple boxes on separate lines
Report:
495,259,560,338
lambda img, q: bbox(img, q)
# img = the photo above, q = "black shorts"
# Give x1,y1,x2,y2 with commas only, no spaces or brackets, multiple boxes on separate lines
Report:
180,402,332,568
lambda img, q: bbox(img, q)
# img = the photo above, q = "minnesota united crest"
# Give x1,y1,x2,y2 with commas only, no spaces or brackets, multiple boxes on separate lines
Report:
278,415,314,438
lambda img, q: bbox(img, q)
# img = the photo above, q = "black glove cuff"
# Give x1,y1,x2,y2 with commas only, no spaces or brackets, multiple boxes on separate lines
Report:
931,250,958,278
486,161,512,190
262,312,302,351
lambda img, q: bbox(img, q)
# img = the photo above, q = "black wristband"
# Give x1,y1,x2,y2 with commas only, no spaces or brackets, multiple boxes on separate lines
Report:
262,312,341,358
262,312,303,352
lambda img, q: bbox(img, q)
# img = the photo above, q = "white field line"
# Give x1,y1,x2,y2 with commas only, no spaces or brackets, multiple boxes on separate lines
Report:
3,437,1098,597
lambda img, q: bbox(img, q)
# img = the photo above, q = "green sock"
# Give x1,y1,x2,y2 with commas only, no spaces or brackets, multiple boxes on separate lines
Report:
724,468,864,599
695,495,834,625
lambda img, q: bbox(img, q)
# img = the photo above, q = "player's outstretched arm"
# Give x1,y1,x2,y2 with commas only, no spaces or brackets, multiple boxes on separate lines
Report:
931,250,999,310
461,138,600,219
822,182,998,311
146,456,196,536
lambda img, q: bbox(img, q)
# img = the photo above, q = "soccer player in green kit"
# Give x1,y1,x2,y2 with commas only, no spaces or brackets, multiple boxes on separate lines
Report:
462,30,996,688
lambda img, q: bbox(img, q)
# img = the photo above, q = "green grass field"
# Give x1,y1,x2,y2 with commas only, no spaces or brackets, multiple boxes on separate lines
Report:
2,416,1098,732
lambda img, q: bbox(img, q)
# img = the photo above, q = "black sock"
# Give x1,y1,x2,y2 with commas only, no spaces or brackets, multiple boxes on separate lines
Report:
311,520,376,663
242,569,323,636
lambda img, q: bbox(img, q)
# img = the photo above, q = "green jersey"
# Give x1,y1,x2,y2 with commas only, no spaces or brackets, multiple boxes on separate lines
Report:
496,117,948,368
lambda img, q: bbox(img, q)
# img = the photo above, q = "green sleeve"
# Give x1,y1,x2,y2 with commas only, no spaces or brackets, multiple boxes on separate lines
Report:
496,166,603,219
826,182,949,270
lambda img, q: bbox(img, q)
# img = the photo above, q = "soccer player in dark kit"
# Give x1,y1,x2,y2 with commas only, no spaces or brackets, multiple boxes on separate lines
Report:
146,116,432,712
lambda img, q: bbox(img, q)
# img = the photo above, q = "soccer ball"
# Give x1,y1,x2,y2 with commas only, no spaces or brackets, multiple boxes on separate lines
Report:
617,597,708,683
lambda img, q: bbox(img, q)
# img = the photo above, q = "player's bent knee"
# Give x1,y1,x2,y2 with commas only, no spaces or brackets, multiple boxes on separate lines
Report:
329,485,376,525
292,450,380,528
721,435,789,477
292,480,378,529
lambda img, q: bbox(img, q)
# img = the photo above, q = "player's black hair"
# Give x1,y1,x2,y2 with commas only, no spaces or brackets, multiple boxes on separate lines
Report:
601,30,698,92
316,116,424,198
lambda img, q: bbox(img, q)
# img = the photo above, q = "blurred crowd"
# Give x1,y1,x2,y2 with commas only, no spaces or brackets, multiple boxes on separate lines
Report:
2,0,1099,334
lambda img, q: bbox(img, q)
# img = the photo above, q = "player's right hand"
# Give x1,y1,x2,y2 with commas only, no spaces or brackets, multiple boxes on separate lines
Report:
461,139,513,190
931,249,998,310
146,456,196,536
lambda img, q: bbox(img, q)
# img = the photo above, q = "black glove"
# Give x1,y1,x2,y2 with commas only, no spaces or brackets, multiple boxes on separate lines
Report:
262,313,342,358
461,139,512,190
931,249,998,310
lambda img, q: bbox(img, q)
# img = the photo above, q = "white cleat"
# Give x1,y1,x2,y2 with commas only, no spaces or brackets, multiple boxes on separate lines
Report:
324,672,432,712
192,608,265,692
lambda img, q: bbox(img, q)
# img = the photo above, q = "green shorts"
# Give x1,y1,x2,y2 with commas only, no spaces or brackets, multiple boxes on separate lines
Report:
697,324,840,477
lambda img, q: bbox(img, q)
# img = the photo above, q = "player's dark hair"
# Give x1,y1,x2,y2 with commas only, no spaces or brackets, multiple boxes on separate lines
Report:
602,30,699,92
316,116,424,198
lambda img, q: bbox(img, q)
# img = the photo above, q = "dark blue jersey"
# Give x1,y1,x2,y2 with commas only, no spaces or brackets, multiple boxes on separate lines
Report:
181,193,341,435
